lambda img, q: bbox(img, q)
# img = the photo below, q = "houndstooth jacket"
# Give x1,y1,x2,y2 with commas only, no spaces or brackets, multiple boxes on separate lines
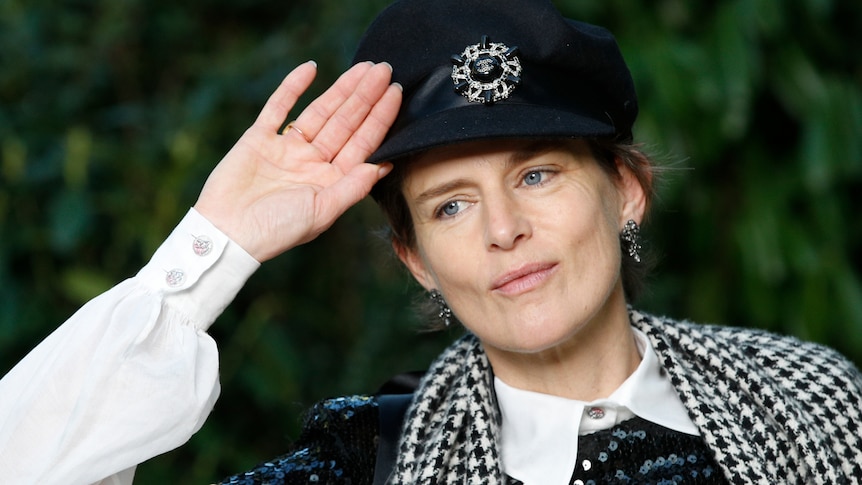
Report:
631,309,862,483
220,310,862,484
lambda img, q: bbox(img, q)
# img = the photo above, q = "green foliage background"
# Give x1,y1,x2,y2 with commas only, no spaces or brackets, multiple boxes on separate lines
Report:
1,0,860,482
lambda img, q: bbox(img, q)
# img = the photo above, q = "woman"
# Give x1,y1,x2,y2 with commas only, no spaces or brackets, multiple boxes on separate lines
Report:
1,0,860,483
216,1,862,483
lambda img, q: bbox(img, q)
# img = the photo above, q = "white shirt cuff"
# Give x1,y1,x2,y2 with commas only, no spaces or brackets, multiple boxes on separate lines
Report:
135,208,260,330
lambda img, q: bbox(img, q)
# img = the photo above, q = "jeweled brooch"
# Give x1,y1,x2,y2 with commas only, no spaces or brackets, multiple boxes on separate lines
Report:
451,35,522,105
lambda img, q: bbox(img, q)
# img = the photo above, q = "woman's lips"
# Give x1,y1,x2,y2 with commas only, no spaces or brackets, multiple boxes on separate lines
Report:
491,262,558,296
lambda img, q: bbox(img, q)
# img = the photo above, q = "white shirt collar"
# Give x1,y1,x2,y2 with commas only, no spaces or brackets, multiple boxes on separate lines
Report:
495,328,698,485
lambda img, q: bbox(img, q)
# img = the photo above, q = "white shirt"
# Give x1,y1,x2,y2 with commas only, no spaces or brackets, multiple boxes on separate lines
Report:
495,329,699,485
0,209,259,485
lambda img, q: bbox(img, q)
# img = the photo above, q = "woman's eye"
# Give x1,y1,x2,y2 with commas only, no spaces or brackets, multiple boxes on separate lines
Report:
523,170,544,186
438,200,466,218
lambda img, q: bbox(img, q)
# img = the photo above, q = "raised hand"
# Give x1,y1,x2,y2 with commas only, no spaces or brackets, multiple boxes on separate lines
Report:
194,61,402,262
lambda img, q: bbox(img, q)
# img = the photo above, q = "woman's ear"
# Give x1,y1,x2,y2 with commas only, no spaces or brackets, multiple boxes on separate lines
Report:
615,155,649,225
393,239,435,291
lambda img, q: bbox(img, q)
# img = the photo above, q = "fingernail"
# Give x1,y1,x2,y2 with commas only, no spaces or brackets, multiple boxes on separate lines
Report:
391,82,403,91
377,162,394,178
381,61,393,72
307,60,318,68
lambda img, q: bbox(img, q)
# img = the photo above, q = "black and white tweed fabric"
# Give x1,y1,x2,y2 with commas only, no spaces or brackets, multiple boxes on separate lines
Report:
391,310,862,484
390,335,504,483
632,310,862,483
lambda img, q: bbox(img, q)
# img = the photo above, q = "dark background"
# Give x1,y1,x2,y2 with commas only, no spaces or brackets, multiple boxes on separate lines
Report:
1,0,860,481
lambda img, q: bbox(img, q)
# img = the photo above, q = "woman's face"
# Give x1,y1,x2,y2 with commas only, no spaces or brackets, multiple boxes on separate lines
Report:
397,139,646,356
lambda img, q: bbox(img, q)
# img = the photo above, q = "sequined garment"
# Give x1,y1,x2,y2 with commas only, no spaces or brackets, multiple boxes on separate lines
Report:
506,417,726,485
218,398,727,485
218,396,379,485
570,417,722,484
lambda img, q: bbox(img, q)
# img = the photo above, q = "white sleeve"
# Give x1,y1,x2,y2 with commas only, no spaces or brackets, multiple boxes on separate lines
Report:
0,208,260,485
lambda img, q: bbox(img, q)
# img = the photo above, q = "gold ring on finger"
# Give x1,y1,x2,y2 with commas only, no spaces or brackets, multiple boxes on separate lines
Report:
284,121,312,143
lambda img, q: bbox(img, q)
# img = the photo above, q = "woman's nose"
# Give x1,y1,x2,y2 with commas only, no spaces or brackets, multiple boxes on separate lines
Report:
483,194,532,250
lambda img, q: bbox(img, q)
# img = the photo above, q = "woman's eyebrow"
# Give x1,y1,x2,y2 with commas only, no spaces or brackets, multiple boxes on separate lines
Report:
505,141,560,168
413,178,474,207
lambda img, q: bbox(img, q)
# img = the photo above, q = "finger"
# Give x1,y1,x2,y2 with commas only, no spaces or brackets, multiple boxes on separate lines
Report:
283,121,312,144
331,82,403,171
308,63,395,161
254,61,319,132
316,162,394,224
290,62,375,140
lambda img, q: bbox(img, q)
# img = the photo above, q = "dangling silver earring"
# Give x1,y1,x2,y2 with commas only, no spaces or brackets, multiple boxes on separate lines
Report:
620,219,642,263
429,289,453,327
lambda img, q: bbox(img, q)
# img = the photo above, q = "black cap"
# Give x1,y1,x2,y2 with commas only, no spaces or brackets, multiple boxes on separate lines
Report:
352,0,638,163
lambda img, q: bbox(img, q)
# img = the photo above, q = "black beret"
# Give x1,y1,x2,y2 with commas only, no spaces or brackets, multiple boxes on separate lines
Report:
352,0,638,163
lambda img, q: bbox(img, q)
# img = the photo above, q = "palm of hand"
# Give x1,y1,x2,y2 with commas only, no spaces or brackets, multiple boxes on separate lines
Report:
195,61,401,261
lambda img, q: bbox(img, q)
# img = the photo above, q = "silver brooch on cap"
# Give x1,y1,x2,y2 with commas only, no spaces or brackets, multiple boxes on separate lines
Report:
451,35,522,105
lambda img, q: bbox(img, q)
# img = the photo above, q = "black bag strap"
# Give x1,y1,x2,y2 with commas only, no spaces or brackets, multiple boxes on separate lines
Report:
372,393,414,485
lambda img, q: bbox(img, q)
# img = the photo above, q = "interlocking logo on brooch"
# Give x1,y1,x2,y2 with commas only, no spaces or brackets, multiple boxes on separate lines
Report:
451,35,522,105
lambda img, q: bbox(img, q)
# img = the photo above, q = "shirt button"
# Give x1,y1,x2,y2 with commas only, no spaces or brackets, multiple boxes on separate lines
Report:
587,407,606,420
165,268,186,287
192,235,213,256
582,459,592,471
